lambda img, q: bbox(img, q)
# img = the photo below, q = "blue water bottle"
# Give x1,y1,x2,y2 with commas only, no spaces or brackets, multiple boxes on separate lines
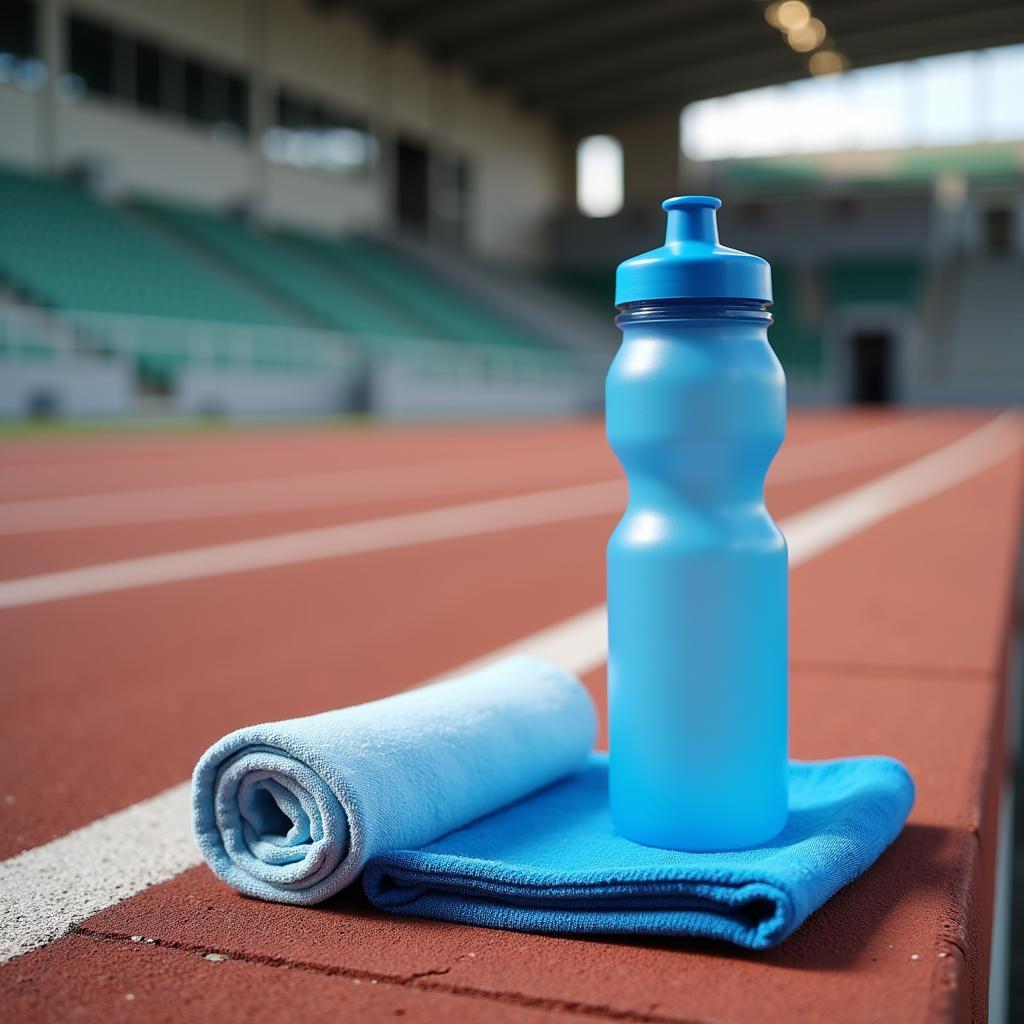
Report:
607,196,788,851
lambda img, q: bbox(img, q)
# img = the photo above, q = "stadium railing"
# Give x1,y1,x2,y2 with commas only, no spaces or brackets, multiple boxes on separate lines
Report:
0,305,606,416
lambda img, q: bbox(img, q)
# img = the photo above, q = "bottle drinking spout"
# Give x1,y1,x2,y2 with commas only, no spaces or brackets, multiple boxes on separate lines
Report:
662,195,721,246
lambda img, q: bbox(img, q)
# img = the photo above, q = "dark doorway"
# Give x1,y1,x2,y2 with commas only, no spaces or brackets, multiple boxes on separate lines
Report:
985,207,1014,258
850,330,892,404
395,137,429,234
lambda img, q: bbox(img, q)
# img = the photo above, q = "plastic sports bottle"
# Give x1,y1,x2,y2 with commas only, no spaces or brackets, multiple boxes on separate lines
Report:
606,196,788,851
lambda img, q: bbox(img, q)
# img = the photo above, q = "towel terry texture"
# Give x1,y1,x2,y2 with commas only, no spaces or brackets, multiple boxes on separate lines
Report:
193,655,914,949
363,753,915,949
192,656,597,904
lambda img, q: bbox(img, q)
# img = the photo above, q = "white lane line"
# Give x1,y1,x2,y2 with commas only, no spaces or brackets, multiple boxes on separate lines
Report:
0,785,197,961
770,414,932,484
0,609,611,964
780,410,1022,565
0,458,588,535
419,605,612,687
438,411,1021,682
0,417,962,610
0,415,920,534
0,481,625,611
0,412,1020,962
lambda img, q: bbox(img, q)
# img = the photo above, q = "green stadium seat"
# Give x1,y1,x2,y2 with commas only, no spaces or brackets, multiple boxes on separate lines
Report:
825,261,922,306
0,165,287,329
282,232,545,350
0,163,580,381
137,200,418,342
768,265,824,374
546,269,613,317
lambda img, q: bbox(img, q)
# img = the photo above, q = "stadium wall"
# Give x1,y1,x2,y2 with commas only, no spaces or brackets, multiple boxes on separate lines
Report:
1,0,561,265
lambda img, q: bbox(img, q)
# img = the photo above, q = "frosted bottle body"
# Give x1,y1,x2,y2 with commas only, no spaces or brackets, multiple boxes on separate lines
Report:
606,300,788,851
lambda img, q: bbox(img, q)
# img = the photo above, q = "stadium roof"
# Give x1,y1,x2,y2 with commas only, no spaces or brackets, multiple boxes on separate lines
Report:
333,0,1024,126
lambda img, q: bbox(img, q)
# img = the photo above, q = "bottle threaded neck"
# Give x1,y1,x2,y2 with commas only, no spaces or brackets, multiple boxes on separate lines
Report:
615,297,771,328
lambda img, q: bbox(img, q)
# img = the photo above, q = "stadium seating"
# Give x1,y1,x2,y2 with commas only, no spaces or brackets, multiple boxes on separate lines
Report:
825,260,922,306
765,265,824,374
0,163,949,401
763,260,922,378
0,164,574,396
281,233,543,350
136,200,419,341
0,166,309,385
946,259,1024,382
0,165,286,327
135,198,551,352
546,269,613,317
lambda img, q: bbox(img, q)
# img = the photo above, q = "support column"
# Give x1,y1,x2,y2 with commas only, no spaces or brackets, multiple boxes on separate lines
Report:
37,0,64,170
365,30,397,235
244,0,271,219
598,107,712,210
615,109,682,209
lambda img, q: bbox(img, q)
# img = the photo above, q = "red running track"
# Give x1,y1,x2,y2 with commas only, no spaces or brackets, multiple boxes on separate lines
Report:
1,410,1021,1024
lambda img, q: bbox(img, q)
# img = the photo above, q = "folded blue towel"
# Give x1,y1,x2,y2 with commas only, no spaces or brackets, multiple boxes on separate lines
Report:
363,753,915,949
192,656,597,904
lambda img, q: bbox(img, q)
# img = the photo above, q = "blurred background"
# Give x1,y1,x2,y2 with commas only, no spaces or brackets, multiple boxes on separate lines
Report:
1,5,1023,1021
0,0,1021,424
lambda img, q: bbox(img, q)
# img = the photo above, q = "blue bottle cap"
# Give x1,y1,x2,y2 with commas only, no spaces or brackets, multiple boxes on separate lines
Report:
615,196,772,307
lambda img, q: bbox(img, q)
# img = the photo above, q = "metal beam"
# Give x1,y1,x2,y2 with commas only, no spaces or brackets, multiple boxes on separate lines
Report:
326,0,1024,128
462,0,748,78
545,3,1024,123
498,0,1005,103
497,19,778,101
390,0,598,43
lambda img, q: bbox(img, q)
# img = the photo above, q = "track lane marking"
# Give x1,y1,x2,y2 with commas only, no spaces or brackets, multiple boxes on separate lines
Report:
0,415,922,534
0,481,625,610
0,786,196,963
0,458,591,535
0,605,613,964
0,417,968,608
779,410,1022,564
769,414,935,483
1,411,1019,962
445,412,1021,680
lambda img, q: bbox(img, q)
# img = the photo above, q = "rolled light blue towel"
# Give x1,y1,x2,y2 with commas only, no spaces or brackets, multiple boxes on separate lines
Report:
364,753,915,949
192,656,597,905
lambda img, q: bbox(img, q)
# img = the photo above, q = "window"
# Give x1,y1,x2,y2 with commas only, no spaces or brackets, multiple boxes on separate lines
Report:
226,75,248,134
159,52,186,117
918,51,974,147
681,44,1024,160
183,59,204,124
431,151,472,247
62,11,250,138
0,0,36,60
68,15,115,97
829,197,861,222
0,0,44,92
988,46,1024,142
135,42,160,110
262,89,376,175
576,135,623,218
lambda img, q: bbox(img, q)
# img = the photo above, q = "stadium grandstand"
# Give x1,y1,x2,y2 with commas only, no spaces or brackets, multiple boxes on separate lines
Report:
0,0,1021,420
